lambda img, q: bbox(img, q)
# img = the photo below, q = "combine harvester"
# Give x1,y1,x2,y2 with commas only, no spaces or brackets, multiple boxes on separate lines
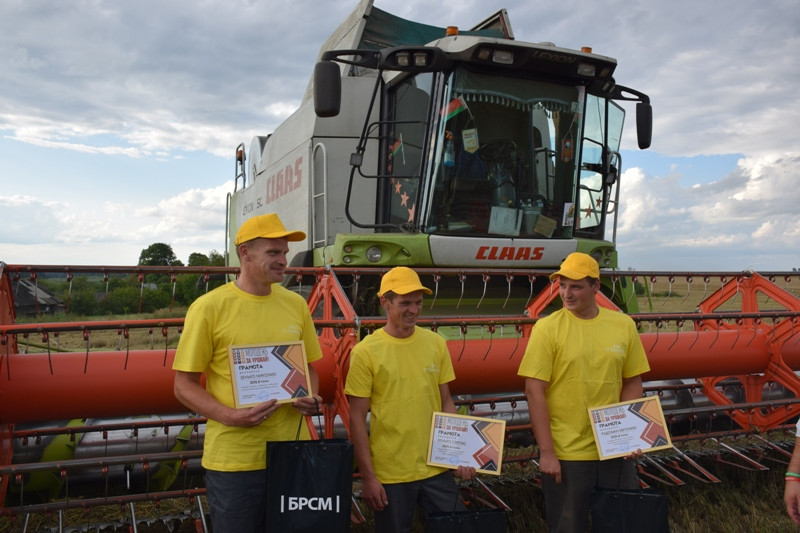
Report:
2,0,800,529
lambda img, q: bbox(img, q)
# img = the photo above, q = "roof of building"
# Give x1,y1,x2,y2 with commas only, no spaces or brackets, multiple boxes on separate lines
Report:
11,279,65,308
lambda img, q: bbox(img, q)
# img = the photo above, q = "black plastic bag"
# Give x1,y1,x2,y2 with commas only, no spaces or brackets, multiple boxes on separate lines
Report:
590,488,670,533
265,438,353,533
426,508,508,533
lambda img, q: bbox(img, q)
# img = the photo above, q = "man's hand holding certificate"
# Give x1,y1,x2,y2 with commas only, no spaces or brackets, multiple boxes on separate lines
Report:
228,341,312,408
588,396,672,460
427,412,506,475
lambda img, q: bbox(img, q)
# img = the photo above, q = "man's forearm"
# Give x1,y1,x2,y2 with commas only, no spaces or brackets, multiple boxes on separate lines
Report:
620,375,644,402
347,398,378,481
789,437,800,474
528,396,556,455
525,380,556,455
174,372,231,423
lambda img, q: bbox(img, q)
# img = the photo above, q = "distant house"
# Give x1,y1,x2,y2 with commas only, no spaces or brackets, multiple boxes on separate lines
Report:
12,279,66,317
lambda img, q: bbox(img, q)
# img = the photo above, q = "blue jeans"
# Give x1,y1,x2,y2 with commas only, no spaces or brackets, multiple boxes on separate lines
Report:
205,469,267,533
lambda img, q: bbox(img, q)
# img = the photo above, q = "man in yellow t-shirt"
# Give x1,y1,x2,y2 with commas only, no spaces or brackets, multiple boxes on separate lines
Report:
345,267,474,532
172,213,323,533
518,252,650,533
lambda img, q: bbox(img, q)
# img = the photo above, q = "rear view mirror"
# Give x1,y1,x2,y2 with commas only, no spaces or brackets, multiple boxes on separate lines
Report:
314,62,341,117
636,102,652,149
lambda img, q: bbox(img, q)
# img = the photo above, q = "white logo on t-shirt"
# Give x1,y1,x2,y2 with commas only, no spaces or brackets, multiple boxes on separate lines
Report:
283,326,302,336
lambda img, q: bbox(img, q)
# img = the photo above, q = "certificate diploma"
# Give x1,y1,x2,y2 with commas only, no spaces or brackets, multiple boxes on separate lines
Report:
588,396,672,460
427,412,506,476
227,341,312,408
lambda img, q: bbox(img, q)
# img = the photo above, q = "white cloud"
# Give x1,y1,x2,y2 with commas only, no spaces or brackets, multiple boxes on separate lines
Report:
618,154,800,270
12,135,144,157
0,180,231,265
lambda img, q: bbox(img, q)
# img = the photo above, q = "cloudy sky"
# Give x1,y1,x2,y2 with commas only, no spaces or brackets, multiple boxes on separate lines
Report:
1,0,798,271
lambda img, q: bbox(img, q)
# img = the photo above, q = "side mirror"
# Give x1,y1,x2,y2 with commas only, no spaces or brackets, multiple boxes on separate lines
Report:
636,102,652,150
314,61,341,118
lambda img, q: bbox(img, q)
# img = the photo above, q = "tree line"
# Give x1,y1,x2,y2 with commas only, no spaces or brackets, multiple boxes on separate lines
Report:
34,243,227,316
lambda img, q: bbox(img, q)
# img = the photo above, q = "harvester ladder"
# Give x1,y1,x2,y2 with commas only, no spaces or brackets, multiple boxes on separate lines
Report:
311,142,328,249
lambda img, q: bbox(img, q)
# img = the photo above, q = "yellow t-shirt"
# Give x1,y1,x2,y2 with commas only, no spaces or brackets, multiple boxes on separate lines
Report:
345,327,455,484
173,282,323,471
517,307,650,460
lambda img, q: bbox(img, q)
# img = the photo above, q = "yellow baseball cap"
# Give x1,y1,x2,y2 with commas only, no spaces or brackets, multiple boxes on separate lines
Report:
378,266,433,296
549,252,600,280
234,213,306,246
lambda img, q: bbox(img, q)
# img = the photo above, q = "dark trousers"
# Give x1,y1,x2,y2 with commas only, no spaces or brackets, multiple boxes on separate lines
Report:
205,469,267,533
374,471,464,533
541,458,637,533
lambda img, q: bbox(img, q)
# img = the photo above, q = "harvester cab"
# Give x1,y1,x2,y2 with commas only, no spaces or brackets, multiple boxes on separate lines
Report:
227,0,652,314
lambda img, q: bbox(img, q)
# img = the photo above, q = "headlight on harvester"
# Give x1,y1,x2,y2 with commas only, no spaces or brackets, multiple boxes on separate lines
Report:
475,47,515,65
366,246,382,263
395,51,429,68
577,62,596,77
